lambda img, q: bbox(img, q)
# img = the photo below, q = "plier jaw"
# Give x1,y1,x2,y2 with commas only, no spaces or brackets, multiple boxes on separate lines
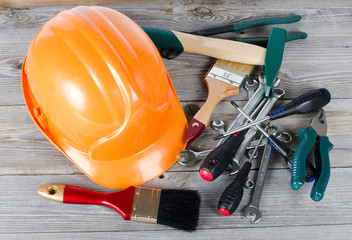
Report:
310,109,327,137
291,109,334,201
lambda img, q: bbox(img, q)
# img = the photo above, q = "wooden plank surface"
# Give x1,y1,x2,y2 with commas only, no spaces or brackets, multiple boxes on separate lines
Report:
1,0,352,239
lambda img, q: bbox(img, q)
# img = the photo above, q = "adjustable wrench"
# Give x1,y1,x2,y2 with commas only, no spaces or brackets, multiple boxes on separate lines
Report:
230,87,285,174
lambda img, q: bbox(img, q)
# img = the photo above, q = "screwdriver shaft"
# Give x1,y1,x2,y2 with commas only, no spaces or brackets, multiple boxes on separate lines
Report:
231,101,269,137
220,116,270,139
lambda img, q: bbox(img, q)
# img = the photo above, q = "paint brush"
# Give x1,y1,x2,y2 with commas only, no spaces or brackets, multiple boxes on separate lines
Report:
38,184,200,231
187,59,255,143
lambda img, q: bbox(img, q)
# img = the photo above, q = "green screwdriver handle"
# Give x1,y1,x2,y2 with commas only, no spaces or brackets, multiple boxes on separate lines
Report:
264,27,287,96
310,136,333,202
291,127,317,190
231,15,302,32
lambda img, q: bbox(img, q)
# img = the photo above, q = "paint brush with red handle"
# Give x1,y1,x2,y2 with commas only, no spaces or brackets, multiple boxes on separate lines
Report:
38,184,200,231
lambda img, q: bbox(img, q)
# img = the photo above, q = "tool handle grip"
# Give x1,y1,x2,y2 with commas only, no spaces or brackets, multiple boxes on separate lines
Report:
140,26,184,52
218,161,252,216
235,32,307,47
269,88,331,120
64,185,135,220
232,15,302,32
199,131,246,181
264,27,287,94
141,26,266,65
268,135,316,182
190,15,302,36
311,136,333,201
291,127,317,190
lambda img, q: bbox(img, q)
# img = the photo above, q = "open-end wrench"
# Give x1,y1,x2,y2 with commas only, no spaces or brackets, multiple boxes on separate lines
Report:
243,139,271,223
179,120,226,167
211,120,226,135
180,119,262,167
245,79,259,100
230,87,285,174
205,76,266,172
179,149,212,167
244,131,292,223
218,75,266,146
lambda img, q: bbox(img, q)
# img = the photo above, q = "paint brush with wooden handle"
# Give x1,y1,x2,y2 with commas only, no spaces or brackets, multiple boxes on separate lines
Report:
187,60,255,143
187,27,288,143
38,184,200,231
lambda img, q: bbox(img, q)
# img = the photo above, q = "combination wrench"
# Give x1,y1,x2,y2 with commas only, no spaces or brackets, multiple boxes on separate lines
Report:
179,120,225,167
244,79,259,100
230,87,285,174
179,120,267,167
244,131,292,223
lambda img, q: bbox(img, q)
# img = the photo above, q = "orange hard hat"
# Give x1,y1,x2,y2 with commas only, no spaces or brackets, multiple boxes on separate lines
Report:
21,6,187,189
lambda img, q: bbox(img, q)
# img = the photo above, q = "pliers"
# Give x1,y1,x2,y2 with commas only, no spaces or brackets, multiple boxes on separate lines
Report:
291,109,334,201
160,15,308,59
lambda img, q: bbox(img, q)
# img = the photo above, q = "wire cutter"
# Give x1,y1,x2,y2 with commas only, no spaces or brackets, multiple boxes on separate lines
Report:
291,109,334,201
160,15,308,59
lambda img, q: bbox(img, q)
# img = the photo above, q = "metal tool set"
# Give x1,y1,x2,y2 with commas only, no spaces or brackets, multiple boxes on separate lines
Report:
177,15,334,223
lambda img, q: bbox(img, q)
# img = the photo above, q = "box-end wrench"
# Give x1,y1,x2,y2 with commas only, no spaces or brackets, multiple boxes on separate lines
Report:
230,87,285,174
244,131,292,223
245,79,259,100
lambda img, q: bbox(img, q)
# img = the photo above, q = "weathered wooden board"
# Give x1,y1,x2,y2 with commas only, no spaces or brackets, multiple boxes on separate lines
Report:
0,0,351,239
0,169,352,235
0,98,350,175
1,4,352,105
2,225,352,240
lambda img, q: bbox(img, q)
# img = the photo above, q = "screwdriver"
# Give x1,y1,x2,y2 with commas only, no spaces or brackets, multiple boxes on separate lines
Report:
218,125,268,216
215,88,331,139
230,101,316,182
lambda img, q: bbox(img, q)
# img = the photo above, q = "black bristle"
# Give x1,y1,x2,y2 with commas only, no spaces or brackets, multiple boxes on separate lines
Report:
157,189,201,232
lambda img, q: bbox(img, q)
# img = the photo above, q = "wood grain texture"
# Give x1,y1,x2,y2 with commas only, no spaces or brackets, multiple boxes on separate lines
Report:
0,170,352,235
173,30,266,65
0,99,350,175
1,226,352,240
0,0,352,238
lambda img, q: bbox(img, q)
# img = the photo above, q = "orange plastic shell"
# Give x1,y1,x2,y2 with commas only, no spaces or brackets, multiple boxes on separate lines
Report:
21,6,187,189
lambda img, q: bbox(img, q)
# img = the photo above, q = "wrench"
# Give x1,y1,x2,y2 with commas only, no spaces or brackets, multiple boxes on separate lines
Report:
180,136,272,167
244,131,292,223
179,120,226,167
179,120,281,167
245,79,259,100
244,139,271,223
179,149,212,167
230,87,285,174
218,75,266,146
211,120,226,135
209,76,266,171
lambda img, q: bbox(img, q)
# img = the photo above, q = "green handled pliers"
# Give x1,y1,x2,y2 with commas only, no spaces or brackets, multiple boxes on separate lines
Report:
158,15,307,59
291,109,334,201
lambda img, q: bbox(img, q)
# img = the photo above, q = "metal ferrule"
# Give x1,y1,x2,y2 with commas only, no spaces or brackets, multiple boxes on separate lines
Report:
206,63,246,87
131,187,161,224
